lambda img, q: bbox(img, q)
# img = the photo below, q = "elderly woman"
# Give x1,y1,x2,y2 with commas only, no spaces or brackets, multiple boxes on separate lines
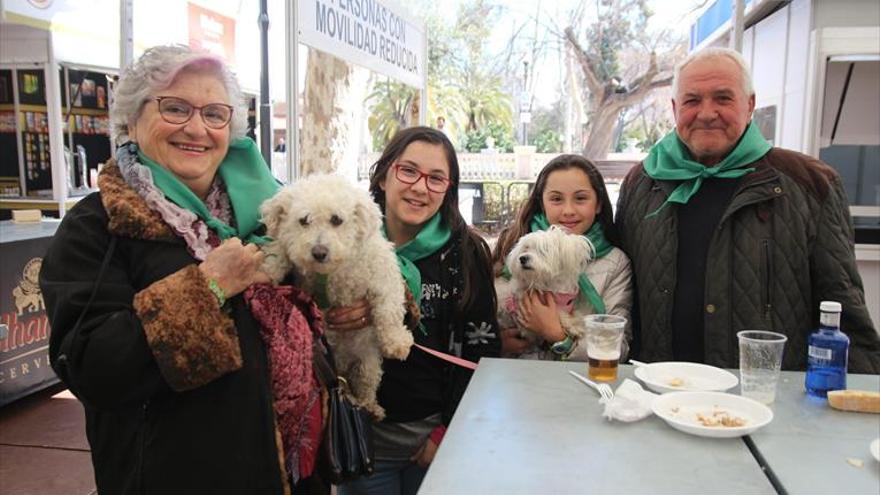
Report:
39,45,335,495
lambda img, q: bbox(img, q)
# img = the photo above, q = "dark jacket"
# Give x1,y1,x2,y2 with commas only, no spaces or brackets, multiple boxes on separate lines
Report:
616,148,880,373
39,164,286,494
378,230,500,426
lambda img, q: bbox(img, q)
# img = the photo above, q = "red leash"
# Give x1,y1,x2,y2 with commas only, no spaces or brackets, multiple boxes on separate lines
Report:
414,344,478,370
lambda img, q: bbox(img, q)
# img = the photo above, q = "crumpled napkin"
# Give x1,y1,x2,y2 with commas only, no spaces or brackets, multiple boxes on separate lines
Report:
600,378,659,422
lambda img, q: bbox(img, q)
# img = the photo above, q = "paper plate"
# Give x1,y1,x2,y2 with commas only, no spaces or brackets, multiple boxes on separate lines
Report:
651,391,773,438
871,438,880,462
634,361,739,394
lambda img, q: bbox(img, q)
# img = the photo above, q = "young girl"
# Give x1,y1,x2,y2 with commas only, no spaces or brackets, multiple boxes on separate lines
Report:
339,127,500,495
492,154,632,361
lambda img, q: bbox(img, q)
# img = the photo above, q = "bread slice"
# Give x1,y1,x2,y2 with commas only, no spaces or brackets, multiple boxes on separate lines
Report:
827,390,880,413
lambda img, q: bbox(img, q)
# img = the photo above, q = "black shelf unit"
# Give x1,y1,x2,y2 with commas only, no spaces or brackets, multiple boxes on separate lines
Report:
61,67,113,190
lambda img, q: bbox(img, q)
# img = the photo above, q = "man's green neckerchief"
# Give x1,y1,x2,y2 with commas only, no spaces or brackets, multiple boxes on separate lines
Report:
642,121,771,217
137,137,279,245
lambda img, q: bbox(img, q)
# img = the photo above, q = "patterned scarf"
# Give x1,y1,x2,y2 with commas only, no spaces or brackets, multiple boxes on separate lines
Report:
135,137,280,244
117,142,228,260
245,284,324,484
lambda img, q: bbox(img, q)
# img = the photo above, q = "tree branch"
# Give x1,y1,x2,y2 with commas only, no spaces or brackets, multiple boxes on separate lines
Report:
647,75,674,91
563,26,602,96
628,52,659,92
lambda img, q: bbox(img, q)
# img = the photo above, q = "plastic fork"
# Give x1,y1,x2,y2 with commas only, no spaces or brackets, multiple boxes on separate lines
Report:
568,370,615,400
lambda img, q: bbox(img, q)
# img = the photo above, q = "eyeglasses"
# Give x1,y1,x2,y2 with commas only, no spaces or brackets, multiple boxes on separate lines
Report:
154,96,234,129
393,163,452,193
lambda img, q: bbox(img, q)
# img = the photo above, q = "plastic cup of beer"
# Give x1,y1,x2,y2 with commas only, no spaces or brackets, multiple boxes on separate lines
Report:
737,330,787,404
584,314,627,382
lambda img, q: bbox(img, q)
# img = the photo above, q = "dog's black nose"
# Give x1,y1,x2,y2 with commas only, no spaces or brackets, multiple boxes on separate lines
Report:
311,245,329,262
519,255,530,267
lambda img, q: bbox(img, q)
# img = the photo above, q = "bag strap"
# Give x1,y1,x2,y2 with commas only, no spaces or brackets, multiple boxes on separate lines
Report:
58,236,118,399
312,333,340,390
72,236,118,333
414,343,478,370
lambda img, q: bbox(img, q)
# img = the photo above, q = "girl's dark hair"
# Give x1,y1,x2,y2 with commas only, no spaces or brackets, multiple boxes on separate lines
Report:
492,154,620,274
369,126,496,314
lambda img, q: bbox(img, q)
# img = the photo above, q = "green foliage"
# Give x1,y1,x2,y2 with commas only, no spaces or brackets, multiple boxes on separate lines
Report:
528,101,564,152
584,0,652,82
533,129,562,153
370,0,513,150
462,122,515,153
366,80,417,150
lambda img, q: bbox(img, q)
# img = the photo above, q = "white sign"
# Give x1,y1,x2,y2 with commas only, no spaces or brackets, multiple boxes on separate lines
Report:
297,0,426,88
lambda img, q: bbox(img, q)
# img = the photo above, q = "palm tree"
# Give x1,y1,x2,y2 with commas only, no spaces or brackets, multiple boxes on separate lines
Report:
365,80,418,150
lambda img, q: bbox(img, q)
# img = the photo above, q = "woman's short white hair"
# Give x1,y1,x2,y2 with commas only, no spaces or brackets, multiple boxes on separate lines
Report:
110,45,248,144
672,47,754,98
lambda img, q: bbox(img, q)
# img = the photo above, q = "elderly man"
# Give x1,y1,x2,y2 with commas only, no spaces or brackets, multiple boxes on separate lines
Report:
615,47,879,373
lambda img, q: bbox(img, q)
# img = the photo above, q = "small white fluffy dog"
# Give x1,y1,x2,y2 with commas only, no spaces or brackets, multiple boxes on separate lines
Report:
261,174,413,419
495,226,594,354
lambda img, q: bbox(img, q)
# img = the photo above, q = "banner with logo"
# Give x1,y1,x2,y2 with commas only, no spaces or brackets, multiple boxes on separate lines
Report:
188,2,236,64
0,235,57,406
297,0,426,88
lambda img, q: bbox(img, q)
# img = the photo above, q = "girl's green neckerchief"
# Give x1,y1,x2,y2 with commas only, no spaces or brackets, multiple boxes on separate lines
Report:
383,212,452,335
501,213,609,314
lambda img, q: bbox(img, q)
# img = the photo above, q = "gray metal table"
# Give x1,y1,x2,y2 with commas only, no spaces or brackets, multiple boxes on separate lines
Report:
744,371,880,494
419,358,776,494
0,218,61,243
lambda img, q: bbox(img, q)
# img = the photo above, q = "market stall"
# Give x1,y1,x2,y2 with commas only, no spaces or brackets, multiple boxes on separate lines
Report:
0,63,113,218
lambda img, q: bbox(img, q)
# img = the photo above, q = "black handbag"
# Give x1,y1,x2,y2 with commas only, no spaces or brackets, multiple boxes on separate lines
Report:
312,335,374,484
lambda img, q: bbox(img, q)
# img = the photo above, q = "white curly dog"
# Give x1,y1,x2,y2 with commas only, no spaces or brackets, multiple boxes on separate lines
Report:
495,226,594,355
261,173,413,420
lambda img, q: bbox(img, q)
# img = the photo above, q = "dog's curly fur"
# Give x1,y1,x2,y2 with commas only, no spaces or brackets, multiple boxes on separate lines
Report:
261,174,413,420
495,226,594,353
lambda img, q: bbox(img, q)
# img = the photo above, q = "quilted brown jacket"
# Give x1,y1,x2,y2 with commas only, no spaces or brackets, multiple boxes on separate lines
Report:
616,147,880,373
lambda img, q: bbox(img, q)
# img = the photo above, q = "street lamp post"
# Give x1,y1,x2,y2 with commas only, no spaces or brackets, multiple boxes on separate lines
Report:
520,60,531,145
258,0,271,166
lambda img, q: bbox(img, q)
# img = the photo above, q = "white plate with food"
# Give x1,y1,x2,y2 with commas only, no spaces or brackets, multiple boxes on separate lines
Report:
871,438,880,462
651,391,773,438
633,361,739,394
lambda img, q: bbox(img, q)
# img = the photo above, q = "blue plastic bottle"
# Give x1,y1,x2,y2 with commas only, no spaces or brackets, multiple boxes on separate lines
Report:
805,301,849,398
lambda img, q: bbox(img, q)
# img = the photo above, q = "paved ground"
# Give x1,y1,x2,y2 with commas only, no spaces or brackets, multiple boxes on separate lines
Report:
0,384,96,495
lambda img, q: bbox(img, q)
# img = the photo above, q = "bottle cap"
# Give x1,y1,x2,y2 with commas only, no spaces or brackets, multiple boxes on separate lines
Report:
820,301,842,313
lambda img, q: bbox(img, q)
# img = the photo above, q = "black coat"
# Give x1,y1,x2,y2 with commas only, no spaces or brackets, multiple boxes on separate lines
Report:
39,164,285,494
378,230,501,427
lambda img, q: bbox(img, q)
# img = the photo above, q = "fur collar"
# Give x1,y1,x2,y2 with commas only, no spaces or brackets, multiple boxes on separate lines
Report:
97,160,177,241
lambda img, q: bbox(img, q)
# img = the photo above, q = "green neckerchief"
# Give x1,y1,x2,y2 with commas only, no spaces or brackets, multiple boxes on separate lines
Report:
643,121,771,217
137,137,279,245
529,213,612,259
383,212,452,333
501,213,608,314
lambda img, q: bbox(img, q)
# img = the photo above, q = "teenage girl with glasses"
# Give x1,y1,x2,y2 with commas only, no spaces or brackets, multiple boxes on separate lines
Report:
338,126,500,495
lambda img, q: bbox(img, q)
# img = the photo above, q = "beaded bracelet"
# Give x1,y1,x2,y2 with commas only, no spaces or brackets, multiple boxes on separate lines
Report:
207,278,226,307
